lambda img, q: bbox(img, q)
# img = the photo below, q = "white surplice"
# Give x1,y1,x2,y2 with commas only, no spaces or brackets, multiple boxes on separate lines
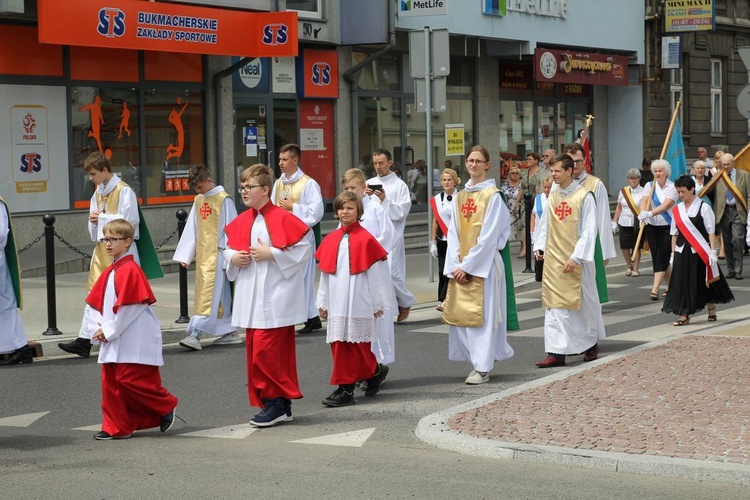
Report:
444,179,515,372
0,200,27,353
223,215,311,329
367,172,416,309
316,236,391,344
271,168,324,320
172,186,238,336
533,183,606,354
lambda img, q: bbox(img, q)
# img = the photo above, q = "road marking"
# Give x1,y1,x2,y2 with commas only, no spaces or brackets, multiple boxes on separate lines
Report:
291,427,376,448
0,411,50,428
180,423,257,439
72,424,102,431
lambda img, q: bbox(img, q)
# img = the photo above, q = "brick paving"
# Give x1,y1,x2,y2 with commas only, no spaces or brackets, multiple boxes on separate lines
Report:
447,335,750,465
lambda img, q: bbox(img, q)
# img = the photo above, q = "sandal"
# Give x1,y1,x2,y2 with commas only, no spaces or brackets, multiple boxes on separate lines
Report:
626,268,633,276
631,271,640,277
662,290,668,298
673,316,690,326
649,292,659,301
707,306,717,322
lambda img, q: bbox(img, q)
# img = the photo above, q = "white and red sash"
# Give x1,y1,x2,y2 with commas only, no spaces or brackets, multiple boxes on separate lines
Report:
672,203,720,286
429,196,449,236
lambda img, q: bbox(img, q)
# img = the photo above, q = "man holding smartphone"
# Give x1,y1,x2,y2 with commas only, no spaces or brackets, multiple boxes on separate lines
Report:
366,148,416,322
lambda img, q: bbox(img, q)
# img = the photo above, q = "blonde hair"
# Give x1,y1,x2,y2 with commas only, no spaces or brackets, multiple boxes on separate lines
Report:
441,168,459,185
542,176,554,186
102,219,134,240
341,168,366,186
333,191,364,220
240,163,273,190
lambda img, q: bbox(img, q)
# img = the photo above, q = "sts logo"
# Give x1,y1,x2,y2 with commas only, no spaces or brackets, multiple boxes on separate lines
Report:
19,153,43,174
262,24,288,46
311,62,331,86
97,8,126,38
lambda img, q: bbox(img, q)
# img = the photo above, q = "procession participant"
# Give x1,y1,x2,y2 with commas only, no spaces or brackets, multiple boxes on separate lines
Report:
366,149,416,322
271,143,324,333
341,169,397,371
664,175,734,326
442,145,516,385
316,192,391,407
429,168,459,311
89,219,178,440
638,159,678,300
59,152,161,358
0,194,33,366
712,153,749,280
612,169,646,277
534,154,605,368
530,176,553,246
224,164,310,427
173,165,239,351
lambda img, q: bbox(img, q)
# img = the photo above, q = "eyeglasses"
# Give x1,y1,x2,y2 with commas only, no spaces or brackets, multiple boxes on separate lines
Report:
466,159,487,165
238,184,262,194
573,159,585,164
99,237,127,244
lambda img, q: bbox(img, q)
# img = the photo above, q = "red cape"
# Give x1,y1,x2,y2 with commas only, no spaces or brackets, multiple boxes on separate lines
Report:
86,254,156,314
315,221,388,275
225,200,309,251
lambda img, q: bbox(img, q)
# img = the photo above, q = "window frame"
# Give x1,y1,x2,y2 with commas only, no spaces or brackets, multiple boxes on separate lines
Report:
711,58,723,135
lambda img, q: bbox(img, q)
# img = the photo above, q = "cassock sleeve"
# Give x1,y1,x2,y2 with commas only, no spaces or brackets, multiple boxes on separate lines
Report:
571,194,597,263
223,248,240,281
270,239,311,280
218,196,237,270
366,259,391,314
315,273,328,312
533,196,549,254
293,179,324,227
444,196,460,278
99,304,150,343
595,181,617,260
172,202,198,265
377,205,397,253
385,181,412,223
88,193,98,242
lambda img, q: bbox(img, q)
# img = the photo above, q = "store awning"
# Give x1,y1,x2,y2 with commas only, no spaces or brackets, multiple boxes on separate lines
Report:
38,0,298,58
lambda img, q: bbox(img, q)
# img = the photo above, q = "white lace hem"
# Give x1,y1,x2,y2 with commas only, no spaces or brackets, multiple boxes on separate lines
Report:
326,316,376,343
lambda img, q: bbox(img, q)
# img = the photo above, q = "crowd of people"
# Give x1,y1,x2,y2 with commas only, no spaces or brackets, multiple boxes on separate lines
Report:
1,142,746,436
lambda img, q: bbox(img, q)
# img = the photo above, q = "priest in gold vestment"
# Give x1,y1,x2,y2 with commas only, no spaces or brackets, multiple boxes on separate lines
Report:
533,154,605,368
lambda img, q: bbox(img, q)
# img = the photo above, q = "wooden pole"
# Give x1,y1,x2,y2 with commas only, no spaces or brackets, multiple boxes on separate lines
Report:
632,102,682,263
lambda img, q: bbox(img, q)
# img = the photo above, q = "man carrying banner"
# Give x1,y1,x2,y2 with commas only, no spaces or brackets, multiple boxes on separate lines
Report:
713,153,749,280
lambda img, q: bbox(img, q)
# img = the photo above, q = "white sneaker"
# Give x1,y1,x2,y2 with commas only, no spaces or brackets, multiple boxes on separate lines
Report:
179,336,202,351
212,332,243,345
464,370,489,385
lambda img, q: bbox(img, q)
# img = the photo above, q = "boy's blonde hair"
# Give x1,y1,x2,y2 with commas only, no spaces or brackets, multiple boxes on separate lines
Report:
341,168,366,186
333,191,364,220
103,218,135,240
83,151,111,173
542,176,554,187
240,164,273,191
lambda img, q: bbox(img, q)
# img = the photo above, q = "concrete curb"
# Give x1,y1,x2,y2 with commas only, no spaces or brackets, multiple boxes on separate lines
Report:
415,324,750,486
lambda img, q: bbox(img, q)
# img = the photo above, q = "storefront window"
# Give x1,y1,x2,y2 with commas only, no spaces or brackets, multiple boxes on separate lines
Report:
357,96,402,179
71,86,140,205
446,59,472,95
499,100,533,178
352,52,400,91
143,89,205,204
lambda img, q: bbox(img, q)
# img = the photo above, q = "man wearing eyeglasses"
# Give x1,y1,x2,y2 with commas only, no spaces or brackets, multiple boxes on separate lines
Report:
714,153,749,279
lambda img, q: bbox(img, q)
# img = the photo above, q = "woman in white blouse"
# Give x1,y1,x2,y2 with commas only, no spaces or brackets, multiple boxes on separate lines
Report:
612,169,646,277
429,168,459,311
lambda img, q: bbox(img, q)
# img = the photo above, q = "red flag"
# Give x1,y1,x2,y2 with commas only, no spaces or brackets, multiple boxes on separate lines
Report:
580,133,592,174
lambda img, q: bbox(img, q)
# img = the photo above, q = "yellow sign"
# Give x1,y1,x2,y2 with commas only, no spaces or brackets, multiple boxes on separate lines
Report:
665,0,714,33
445,124,464,156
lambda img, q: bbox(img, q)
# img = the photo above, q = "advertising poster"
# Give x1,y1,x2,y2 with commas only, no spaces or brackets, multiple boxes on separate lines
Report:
298,100,335,198
0,85,69,213
272,56,296,93
665,0,714,32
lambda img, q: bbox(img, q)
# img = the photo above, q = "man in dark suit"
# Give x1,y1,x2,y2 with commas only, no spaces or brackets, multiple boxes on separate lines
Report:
714,153,749,279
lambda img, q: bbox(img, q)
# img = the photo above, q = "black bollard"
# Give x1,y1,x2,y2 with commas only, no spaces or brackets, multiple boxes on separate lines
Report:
175,209,190,323
522,192,533,273
42,214,62,335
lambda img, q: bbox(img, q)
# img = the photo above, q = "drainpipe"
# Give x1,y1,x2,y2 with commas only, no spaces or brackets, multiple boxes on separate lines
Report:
343,0,397,166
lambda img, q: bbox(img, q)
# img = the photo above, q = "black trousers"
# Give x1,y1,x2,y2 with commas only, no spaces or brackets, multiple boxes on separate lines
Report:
436,238,448,302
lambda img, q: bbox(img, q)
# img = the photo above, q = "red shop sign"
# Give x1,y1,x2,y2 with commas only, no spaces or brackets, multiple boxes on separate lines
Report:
534,48,628,87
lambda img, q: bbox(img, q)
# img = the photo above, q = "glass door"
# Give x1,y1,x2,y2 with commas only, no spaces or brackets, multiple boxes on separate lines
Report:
536,104,556,155
234,99,272,188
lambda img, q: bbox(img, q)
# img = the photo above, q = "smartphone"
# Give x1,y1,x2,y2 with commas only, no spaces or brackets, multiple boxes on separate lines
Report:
369,184,383,192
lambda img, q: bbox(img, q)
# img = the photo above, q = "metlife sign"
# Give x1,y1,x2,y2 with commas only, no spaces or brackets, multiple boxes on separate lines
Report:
398,0,447,17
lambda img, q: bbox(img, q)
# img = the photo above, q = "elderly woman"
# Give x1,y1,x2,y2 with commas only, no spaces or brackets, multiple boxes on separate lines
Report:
638,159,678,300
692,160,713,207
522,152,547,195
613,169,646,277
501,165,525,257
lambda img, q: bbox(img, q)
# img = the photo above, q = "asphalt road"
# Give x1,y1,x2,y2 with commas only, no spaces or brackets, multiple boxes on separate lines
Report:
2,268,750,499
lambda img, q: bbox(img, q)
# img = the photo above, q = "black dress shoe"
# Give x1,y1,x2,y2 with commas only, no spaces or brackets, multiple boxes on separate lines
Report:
727,271,737,279
58,338,92,357
0,346,34,366
736,274,743,280
297,316,322,334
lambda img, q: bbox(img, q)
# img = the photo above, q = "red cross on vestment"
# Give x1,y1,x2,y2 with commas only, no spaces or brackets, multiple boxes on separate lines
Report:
554,201,572,221
461,198,478,219
199,202,213,220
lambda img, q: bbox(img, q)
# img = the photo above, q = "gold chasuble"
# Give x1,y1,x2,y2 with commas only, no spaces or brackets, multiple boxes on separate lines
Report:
193,192,228,316
441,187,499,327
273,175,311,204
542,187,591,310
88,181,128,290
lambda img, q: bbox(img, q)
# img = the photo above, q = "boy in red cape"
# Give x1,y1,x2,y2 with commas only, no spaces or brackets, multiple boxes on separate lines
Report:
315,192,391,407
88,219,178,440
223,164,311,427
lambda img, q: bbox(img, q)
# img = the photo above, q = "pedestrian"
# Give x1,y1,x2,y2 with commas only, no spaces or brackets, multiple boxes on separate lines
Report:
366,149,416,322
89,219,178,440
341,169,397,373
501,165,524,257
271,144,325,334
442,145,516,384
59,152,161,358
712,153,749,280
0,194,33,366
533,154,605,368
530,176,553,247
638,159,678,300
173,165,239,351
429,167,459,312
664,175,734,326
315,191,391,407
223,164,311,427
639,157,653,188
612,169,646,277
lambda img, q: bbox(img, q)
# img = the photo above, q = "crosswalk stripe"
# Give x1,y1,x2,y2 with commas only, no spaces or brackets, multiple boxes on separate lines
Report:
0,412,50,428
290,427,376,448
72,424,102,431
180,423,257,439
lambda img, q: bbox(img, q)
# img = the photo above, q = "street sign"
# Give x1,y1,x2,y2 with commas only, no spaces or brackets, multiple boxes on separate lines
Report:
415,77,446,112
737,83,750,119
409,29,450,78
